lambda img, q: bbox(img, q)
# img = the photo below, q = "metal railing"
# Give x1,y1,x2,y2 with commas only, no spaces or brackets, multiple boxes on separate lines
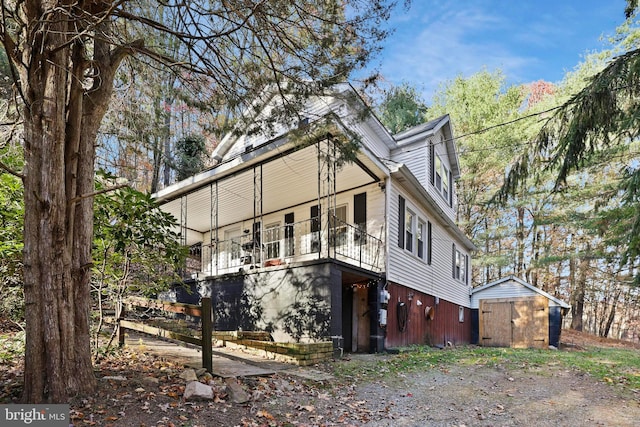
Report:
199,216,383,275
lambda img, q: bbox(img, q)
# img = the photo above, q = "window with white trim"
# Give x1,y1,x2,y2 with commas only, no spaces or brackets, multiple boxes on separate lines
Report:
435,154,450,202
442,165,449,201
398,195,430,261
405,209,414,253
329,205,348,246
264,223,280,260
435,155,442,191
417,220,425,260
452,244,468,284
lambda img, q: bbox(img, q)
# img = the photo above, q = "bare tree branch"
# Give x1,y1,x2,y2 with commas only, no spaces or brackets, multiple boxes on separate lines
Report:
70,182,129,204
0,158,23,179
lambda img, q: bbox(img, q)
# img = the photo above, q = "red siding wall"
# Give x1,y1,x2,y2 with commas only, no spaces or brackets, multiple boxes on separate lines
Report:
384,282,471,348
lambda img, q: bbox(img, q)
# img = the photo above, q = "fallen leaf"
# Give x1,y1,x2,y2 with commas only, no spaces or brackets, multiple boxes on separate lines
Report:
71,411,84,420
256,409,275,420
299,405,315,412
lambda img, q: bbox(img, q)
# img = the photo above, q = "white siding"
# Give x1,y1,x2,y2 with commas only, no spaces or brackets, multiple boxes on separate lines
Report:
393,144,428,185
352,120,392,161
392,129,457,222
387,182,471,308
218,94,393,165
425,131,456,219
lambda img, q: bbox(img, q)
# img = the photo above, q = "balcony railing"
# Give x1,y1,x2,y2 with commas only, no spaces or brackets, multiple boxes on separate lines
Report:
199,216,383,276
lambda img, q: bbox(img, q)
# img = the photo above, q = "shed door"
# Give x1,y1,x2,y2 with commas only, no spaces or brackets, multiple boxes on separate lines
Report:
480,296,548,349
479,300,512,347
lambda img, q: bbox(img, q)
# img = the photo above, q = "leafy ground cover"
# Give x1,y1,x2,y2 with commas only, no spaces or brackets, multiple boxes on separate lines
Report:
1,322,639,426
333,341,640,391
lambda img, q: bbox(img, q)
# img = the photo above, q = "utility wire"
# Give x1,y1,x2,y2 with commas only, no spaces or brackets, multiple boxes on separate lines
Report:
450,104,562,144
391,104,564,159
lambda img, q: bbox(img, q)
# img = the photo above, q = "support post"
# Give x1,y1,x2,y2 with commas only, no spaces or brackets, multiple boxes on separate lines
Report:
117,303,125,348
210,182,218,275
201,297,213,373
180,195,188,247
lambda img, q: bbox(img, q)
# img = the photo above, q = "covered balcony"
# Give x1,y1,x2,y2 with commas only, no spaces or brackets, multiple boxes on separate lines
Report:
198,214,383,275
155,136,389,279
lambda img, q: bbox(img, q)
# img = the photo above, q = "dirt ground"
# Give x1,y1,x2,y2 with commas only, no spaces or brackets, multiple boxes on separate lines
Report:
2,327,640,427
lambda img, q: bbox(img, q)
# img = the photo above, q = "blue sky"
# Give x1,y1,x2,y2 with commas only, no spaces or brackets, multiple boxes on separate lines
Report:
370,1,627,101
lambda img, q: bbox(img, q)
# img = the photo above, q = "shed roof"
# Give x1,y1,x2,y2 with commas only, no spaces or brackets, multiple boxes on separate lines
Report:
471,275,570,309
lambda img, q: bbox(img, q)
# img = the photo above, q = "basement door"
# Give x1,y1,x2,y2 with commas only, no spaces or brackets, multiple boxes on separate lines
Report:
351,287,370,352
479,296,549,348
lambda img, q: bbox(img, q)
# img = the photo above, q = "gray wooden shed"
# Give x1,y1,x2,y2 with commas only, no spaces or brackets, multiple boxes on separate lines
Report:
470,276,570,348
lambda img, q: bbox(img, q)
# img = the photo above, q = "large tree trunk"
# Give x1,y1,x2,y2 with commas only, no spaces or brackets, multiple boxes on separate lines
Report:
20,6,93,403
18,4,134,402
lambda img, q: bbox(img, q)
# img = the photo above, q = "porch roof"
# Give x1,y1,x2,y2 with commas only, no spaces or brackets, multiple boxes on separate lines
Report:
154,137,389,246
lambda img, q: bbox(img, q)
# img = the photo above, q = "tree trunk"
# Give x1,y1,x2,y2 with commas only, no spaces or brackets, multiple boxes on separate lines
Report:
554,261,563,297
515,206,525,277
18,5,134,402
601,287,621,338
163,97,172,187
568,256,579,330
570,255,588,331
484,217,490,284
528,223,540,288
21,7,92,403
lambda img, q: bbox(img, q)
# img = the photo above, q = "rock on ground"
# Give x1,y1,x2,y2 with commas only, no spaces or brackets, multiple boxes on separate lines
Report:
183,381,213,401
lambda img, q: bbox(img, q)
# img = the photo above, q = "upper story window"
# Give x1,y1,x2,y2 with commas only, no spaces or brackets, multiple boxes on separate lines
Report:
398,195,431,263
329,205,348,246
417,220,425,259
435,154,450,203
405,209,414,253
264,223,281,260
431,137,454,207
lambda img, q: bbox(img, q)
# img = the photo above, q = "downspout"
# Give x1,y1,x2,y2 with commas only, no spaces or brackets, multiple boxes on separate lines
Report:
210,181,219,276
384,177,391,286
209,183,213,276
331,137,337,260
316,139,322,259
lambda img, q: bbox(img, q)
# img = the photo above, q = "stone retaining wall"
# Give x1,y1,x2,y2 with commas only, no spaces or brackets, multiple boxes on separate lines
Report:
214,332,334,366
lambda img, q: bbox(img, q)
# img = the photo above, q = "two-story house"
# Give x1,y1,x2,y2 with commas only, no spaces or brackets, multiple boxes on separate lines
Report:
153,84,475,353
